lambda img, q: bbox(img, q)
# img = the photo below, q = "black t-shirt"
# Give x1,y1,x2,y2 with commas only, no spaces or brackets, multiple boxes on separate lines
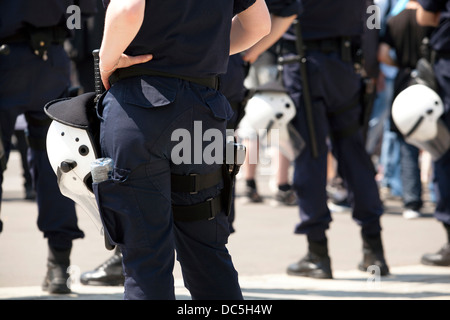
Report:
382,9,431,69
102,0,256,78
381,8,434,133
283,0,365,42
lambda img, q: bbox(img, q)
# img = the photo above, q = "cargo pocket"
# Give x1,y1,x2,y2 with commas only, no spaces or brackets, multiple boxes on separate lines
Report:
204,92,234,121
92,167,148,248
124,77,177,109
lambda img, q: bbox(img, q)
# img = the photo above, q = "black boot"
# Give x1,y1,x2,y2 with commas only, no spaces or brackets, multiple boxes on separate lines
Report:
421,223,450,266
358,233,390,276
287,238,333,279
80,247,124,286
42,246,71,294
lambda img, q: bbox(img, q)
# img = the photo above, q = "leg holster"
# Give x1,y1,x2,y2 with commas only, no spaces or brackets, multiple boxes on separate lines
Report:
171,140,246,222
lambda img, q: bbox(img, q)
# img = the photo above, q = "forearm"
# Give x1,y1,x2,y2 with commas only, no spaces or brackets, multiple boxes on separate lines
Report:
242,14,297,63
416,5,440,27
99,0,146,70
377,43,396,67
230,0,271,55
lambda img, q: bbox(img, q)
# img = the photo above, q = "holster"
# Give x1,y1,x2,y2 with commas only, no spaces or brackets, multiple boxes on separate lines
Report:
171,140,245,222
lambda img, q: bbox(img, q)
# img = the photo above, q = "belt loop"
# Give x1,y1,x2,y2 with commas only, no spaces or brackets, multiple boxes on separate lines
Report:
189,173,199,195
207,198,216,220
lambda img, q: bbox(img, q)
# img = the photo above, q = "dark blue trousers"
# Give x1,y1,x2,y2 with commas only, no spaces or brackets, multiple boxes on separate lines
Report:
95,76,242,300
433,57,450,226
282,50,384,241
0,43,83,249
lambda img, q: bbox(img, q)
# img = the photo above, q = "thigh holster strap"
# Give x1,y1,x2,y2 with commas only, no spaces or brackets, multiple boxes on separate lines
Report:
171,167,224,222
172,196,222,222
171,168,222,194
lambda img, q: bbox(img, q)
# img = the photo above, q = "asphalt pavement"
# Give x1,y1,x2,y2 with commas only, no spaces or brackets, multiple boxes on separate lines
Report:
0,150,449,301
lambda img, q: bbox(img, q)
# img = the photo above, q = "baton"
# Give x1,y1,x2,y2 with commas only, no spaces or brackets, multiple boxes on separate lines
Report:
92,49,105,101
294,20,319,159
92,49,115,251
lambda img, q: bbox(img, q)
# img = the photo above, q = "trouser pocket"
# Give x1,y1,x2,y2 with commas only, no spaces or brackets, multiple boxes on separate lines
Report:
92,168,149,248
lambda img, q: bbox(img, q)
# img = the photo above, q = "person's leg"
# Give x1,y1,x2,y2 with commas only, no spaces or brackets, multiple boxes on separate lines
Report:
420,57,450,266
399,137,423,219
282,57,332,279
242,138,263,202
273,151,297,206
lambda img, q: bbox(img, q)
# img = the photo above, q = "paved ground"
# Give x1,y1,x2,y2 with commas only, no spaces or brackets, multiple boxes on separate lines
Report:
0,150,449,300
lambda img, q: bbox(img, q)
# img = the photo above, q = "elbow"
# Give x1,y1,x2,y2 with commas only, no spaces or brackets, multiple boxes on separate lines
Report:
416,8,440,27
256,19,272,41
262,19,272,37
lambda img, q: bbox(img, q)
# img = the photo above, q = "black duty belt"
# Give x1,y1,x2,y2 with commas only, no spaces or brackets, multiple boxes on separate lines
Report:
0,26,67,45
1,26,67,60
281,37,354,63
109,66,220,90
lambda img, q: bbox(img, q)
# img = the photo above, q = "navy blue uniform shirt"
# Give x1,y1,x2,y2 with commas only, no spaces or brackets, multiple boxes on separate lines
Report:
419,0,450,52
0,0,97,39
0,0,71,38
102,0,256,78
283,0,365,41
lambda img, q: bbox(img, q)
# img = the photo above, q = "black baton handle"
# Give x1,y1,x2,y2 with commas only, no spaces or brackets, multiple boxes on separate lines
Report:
92,49,105,99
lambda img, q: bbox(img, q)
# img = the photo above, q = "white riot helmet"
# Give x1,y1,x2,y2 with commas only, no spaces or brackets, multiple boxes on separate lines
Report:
238,81,296,138
44,92,104,232
392,84,450,160
237,81,302,159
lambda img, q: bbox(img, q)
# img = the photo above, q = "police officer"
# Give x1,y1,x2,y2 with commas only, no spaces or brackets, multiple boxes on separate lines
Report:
281,0,390,279
416,0,450,266
0,0,96,293
79,0,297,286
96,0,270,299
221,0,300,232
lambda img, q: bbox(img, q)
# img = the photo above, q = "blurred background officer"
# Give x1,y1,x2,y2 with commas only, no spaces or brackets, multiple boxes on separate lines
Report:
221,0,300,232
417,0,450,266
96,0,270,299
281,0,390,279
0,0,96,294
237,1,300,207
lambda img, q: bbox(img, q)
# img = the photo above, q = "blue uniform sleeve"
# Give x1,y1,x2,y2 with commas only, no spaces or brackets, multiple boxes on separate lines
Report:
233,0,257,15
418,0,448,12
